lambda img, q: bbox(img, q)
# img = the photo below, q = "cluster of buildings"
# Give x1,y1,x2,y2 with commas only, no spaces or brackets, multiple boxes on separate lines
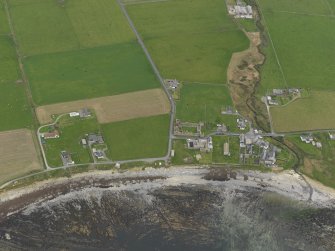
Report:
165,79,180,91
227,0,253,19
266,88,302,106
187,137,213,153
82,133,107,160
300,135,322,148
69,108,91,118
240,130,278,167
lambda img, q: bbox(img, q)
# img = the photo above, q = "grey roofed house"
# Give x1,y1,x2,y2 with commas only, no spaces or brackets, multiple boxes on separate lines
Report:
60,151,74,166
87,133,104,145
79,108,91,118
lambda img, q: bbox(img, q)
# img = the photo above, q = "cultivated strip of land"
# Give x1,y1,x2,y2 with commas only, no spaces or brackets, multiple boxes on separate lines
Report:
0,129,43,184
36,88,171,125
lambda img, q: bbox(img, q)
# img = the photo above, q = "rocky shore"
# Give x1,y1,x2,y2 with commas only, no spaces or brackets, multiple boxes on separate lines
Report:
0,167,334,250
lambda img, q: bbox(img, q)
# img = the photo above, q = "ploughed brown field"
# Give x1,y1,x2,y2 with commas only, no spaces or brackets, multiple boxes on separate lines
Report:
0,129,42,184
36,88,171,125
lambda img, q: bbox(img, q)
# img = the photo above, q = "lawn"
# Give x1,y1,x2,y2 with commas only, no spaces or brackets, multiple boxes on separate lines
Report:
127,0,249,83
212,136,240,164
24,42,160,105
102,114,170,160
176,84,233,131
43,115,100,167
271,91,335,132
0,36,33,131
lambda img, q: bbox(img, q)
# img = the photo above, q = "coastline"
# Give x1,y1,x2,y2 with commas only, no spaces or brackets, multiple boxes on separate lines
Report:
1,166,334,213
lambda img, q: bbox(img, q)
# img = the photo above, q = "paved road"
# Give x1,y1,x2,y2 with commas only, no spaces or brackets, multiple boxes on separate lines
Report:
117,0,176,160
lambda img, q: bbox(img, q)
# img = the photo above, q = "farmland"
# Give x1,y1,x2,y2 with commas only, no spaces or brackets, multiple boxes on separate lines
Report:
6,0,162,105
36,88,170,125
24,42,160,105
0,3,33,131
126,0,249,84
271,91,335,132
256,0,335,132
102,115,170,161
8,0,135,55
0,129,42,184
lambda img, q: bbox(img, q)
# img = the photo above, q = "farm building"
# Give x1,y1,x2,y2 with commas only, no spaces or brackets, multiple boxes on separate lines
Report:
69,112,80,117
227,1,253,19
300,135,314,144
42,130,60,139
79,108,91,118
60,151,74,166
223,142,230,156
260,147,277,166
187,137,213,152
87,133,104,145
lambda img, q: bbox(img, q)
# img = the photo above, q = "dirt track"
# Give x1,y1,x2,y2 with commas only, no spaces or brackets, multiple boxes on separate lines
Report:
0,129,42,184
36,88,171,125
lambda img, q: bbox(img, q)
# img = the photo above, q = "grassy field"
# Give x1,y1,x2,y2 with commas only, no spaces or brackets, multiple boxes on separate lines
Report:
44,115,100,167
0,5,33,131
25,42,160,105
260,11,335,91
8,0,135,56
102,114,170,160
176,83,233,122
271,91,335,132
127,0,249,83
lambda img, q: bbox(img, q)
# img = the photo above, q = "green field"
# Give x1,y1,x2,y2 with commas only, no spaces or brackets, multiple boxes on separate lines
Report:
0,4,33,131
257,0,335,131
257,0,335,93
127,0,249,83
24,42,160,105
176,84,234,131
271,91,335,132
102,114,170,160
8,0,135,55
43,115,100,167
